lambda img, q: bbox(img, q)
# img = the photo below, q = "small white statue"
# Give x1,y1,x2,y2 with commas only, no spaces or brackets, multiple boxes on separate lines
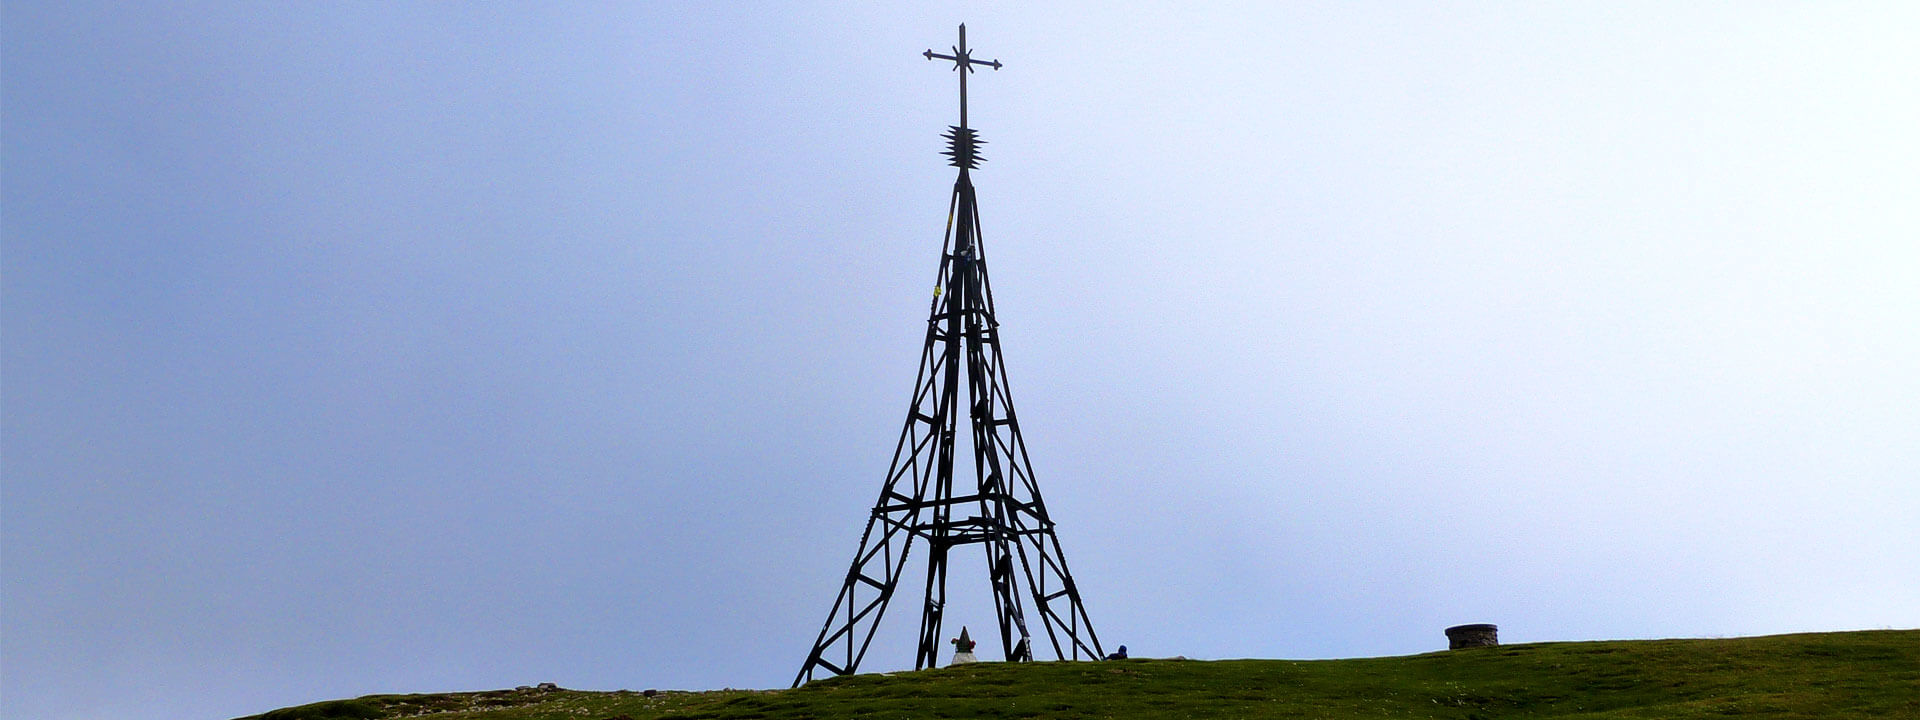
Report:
949,626,979,665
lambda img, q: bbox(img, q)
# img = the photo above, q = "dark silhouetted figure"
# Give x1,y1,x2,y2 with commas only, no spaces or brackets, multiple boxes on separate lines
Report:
1106,645,1128,660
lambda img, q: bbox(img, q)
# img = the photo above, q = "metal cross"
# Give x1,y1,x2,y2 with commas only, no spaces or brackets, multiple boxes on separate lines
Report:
924,24,1001,129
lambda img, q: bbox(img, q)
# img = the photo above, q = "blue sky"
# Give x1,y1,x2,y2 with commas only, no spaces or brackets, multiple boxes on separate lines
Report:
4,3,1917,719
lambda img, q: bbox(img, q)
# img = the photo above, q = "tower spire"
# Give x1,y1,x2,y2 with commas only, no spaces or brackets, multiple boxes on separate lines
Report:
795,27,1102,687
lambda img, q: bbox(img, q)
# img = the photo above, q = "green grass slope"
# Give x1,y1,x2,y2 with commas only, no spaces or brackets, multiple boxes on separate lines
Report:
240,629,1919,720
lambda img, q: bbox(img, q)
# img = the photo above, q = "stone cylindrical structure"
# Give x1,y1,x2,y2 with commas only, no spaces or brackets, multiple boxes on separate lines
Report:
1445,623,1498,650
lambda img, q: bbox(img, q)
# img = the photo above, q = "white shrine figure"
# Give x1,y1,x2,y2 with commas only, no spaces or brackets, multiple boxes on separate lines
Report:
949,626,979,665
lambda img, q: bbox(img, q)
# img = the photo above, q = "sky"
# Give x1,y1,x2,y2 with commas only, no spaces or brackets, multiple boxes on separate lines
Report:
4,2,1918,718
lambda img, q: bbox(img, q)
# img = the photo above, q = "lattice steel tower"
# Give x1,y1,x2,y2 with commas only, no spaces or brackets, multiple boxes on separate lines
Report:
794,25,1104,687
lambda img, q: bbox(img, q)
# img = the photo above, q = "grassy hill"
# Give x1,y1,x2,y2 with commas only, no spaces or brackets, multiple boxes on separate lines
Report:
241,629,1918,720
